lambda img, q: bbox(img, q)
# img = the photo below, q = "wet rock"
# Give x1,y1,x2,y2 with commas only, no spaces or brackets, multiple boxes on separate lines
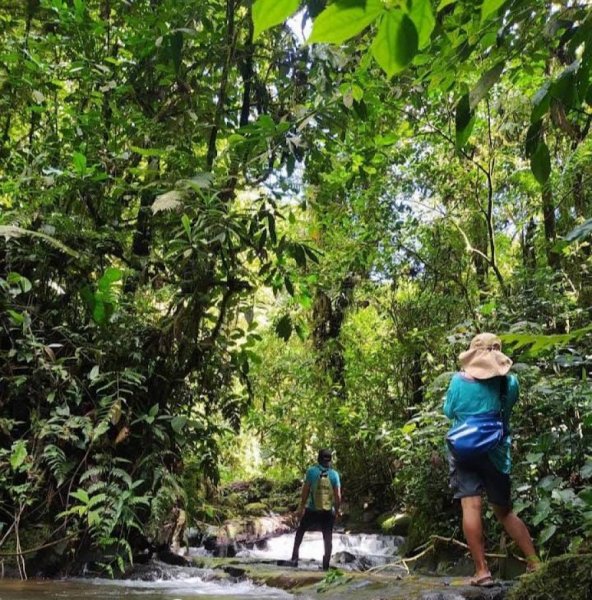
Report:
276,559,298,567
201,513,293,556
422,581,512,599
255,539,268,550
152,507,186,552
123,561,191,581
185,527,203,546
214,541,237,558
156,548,190,566
333,550,357,564
421,593,466,600
222,565,247,579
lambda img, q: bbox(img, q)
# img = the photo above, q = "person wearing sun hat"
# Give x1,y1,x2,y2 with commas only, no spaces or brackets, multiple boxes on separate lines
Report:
443,333,540,587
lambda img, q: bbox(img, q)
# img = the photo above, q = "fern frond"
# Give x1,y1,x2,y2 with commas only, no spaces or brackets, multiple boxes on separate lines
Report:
87,481,107,495
110,468,132,488
42,444,69,485
151,191,184,214
80,466,107,483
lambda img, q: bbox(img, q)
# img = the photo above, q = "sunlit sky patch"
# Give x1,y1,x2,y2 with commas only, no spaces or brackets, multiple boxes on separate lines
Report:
287,9,311,45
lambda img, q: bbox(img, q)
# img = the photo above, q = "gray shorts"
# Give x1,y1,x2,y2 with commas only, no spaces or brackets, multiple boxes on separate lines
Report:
449,454,512,508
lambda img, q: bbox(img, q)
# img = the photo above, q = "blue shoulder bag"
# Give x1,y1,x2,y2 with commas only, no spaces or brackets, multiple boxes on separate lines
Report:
446,412,505,461
446,377,508,461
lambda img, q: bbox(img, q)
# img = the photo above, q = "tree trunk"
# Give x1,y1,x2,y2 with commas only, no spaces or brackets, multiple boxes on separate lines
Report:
542,183,560,269
522,218,537,270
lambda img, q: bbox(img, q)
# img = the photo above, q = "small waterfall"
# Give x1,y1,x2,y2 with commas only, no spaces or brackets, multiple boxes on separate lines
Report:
231,532,405,569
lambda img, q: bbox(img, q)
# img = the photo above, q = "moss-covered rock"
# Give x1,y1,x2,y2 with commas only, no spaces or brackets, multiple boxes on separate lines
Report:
507,554,592,600
377,512,412,535
223,492,244,509
244,502,269,516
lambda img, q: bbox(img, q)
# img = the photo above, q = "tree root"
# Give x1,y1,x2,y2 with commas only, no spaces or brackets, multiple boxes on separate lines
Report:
366,534,511,575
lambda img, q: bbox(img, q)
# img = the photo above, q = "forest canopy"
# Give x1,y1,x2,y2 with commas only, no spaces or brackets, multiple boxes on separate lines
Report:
0,0,591,577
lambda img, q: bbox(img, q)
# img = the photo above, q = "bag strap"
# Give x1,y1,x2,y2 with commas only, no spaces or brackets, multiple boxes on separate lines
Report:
500,375,509,437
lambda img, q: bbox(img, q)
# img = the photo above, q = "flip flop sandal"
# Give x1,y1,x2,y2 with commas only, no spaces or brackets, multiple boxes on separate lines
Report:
469,575,496,587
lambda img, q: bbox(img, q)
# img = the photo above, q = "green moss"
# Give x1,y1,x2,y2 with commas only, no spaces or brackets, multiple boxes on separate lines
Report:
244,502,268,516
507,554,592,600
377,512,411,535
224,492,244,507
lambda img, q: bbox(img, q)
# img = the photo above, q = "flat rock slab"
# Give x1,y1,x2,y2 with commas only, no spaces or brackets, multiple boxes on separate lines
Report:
198,557,514,600
292,575,512,600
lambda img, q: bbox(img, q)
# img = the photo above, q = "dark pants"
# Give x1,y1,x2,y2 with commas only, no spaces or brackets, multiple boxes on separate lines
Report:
291,509,335,569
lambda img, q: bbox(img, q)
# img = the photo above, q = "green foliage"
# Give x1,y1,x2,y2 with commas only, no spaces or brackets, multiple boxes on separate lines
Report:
509,374,592,554
0,0,305,572
316,567,352,593
1,0,592,577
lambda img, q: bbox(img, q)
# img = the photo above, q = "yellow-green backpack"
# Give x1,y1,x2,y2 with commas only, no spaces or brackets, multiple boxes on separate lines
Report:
313,469,333,511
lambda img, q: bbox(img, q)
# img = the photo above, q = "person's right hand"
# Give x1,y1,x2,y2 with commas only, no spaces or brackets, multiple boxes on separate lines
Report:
295,506,304,520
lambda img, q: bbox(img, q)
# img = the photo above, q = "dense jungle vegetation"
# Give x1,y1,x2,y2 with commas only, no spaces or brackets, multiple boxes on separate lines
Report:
1,0,592,579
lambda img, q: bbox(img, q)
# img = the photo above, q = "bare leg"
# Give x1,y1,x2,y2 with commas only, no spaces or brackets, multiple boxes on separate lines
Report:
492,504,538,569
461,496,490,579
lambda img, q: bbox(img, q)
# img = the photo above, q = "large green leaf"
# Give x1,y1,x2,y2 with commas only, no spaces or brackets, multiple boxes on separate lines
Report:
73,151,87,176
92,298,106,325
371,11,418,78
170,31,183,74
531,82,551,123
525,120,542,158
551,62,579,108
10,440,28,471
455,93,475,149
538,523,557,545
97,267,123,292
409,0,435,49
480,0,507,23
253,0,300,39
275,314,293,341
308,0,384,45
469,61,504,109
530,142,551,184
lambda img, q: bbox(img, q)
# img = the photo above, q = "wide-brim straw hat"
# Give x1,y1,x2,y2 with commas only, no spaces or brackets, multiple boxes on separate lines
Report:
459,333,512,380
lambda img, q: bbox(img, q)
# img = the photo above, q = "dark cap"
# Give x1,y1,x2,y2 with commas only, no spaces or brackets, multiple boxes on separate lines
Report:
318,448,332,462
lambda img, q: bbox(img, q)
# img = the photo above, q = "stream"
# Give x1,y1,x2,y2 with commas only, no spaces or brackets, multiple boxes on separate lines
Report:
0,533,510,600
0,576,291,600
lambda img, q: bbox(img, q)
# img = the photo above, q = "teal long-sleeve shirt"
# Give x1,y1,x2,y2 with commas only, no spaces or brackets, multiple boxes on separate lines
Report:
443,372,519,474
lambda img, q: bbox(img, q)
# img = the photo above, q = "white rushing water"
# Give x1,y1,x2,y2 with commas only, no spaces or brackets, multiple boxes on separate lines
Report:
76,574,292,598
233,532,404,565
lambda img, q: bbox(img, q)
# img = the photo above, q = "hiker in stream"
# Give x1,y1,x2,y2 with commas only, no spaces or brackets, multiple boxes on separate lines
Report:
444,333,541,587
289,448,341,570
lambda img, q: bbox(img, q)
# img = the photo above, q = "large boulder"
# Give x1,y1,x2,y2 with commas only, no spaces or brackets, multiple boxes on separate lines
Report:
507,554,592,600
194,513,294,556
